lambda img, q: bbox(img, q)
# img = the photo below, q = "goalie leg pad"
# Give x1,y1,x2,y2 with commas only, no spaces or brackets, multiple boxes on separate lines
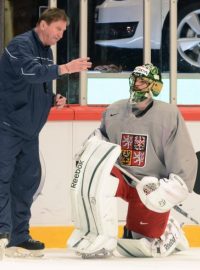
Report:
68,138,103,251
68,138,121,255
67,229,83,249
151,217,189,257
82,191,118,254
117,217,189,258
117,238,152,257
79,179,119,254
67,230,96,252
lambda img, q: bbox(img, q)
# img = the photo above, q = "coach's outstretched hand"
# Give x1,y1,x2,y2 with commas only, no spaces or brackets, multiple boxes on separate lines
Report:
59,57,92,75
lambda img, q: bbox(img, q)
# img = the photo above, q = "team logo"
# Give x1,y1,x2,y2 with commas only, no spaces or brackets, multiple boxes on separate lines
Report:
71,160,84,188
120,133,147,167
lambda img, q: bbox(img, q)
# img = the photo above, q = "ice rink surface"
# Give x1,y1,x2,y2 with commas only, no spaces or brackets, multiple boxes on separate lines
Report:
1,248,200,270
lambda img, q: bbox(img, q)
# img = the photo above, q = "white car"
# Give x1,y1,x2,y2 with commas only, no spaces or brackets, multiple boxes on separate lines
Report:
94,0,200,72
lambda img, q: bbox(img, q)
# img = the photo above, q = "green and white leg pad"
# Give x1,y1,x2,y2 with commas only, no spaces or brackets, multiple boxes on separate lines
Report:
68,137,121,258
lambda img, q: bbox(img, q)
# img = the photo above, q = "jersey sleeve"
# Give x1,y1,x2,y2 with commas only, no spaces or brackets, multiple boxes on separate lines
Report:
100,110,109,139
163,109,197,192
5,38,59,84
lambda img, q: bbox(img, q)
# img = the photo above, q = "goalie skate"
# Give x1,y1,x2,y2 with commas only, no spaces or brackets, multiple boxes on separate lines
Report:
81,248,113,259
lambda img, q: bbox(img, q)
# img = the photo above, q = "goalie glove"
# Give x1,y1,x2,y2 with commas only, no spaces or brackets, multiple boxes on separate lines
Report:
136,174,189,213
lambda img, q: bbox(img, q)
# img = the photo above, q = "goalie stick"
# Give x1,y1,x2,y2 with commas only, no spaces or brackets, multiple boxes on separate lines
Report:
194,151,200,195
114,164,199,225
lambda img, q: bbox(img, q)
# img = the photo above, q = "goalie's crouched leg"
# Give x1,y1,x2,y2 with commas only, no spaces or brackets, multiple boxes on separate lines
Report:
113,173,189,257
117,218,189,258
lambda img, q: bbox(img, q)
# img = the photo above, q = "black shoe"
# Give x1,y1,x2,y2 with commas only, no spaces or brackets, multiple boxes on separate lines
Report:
16,238,45,250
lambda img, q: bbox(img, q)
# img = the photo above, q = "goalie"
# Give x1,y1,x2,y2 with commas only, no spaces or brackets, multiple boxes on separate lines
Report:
68,63,197,258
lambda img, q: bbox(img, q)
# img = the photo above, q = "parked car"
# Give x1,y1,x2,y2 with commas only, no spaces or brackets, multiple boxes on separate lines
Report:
94,0,200,72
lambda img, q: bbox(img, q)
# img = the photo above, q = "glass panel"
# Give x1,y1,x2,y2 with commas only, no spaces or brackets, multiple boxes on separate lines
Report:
4,0,48,46
87,77,129,105
87,76,170,105
87,0,200,105
91,0,200,73
57,0,80,103
87,76,200,105
92,0,144,72
177,78,200,105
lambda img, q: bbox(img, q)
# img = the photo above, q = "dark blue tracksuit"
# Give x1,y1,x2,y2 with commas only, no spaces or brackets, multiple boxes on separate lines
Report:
0,30,59,245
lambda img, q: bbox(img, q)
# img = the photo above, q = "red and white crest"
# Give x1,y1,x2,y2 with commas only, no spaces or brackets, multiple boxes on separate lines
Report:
120,133,147,167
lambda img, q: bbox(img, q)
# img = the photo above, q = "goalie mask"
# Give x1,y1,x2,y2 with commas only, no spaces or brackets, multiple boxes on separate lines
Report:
129,63,163,103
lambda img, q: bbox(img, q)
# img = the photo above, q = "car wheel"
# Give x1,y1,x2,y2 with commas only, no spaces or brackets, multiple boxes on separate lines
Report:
162,2,200,73
177,3,200,72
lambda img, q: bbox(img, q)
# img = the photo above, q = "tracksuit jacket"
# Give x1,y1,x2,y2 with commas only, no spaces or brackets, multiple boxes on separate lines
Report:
0,29,59,139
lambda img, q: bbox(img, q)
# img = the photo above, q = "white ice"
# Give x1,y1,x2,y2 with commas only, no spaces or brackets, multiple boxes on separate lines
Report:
1,248,200,270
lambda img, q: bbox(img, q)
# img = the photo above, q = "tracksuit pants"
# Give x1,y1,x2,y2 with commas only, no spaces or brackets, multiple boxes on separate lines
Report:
0,128,41,246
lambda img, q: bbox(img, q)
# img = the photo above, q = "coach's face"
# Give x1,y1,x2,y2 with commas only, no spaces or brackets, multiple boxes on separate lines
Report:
40,20,67,46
